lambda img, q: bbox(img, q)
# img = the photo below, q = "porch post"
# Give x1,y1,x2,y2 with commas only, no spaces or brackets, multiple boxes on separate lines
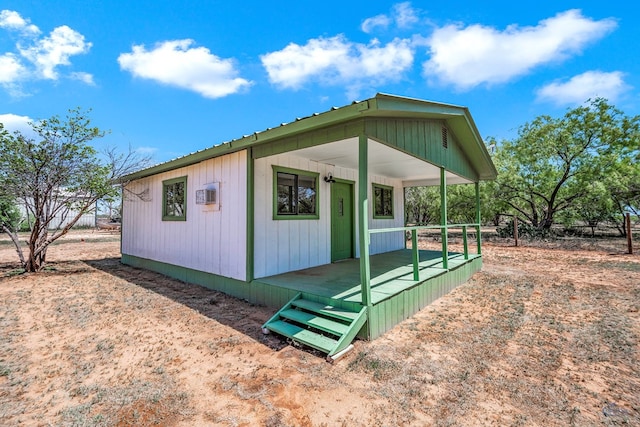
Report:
358,134,372,306
246,147,255,282
440,168,448,269
475,182,482,255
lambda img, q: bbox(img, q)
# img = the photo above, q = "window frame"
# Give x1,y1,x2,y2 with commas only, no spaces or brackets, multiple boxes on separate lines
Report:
272,165,320,220
162,176,187,221
372,183,394,219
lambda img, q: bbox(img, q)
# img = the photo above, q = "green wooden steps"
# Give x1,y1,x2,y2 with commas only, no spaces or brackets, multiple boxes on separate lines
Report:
262,293,367,360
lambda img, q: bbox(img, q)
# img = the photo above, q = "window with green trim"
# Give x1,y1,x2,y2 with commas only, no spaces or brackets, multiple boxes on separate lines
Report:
273,166,319,219
373,183,394,218
162,176,187,221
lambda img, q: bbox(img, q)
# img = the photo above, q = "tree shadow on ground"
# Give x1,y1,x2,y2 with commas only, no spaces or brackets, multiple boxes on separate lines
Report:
85,257,289,352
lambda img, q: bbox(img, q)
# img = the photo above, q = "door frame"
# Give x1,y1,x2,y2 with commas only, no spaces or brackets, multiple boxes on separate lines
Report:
330,178,355,262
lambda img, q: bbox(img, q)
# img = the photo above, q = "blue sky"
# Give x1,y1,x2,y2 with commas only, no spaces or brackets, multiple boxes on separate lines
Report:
0,1,638,164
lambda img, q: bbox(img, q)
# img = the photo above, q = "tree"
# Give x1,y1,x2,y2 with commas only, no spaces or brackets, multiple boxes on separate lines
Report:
0,108,148,272
404,187,440,225
493,98,640,232
0,194,25,264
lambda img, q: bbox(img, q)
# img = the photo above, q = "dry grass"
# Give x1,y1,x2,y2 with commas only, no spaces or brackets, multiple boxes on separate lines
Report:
0,230,638,426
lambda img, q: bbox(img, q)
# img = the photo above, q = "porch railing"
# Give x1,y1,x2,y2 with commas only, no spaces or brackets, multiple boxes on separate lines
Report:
368,223,481,281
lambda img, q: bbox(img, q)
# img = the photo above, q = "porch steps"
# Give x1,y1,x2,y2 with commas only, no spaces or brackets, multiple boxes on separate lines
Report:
262,293,367,361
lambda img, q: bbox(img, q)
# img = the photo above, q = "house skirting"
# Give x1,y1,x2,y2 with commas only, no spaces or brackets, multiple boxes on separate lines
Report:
121,253,482,341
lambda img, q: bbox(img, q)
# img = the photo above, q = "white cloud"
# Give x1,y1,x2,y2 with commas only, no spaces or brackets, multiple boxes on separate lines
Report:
393,2,419,29
19,25,92,80
0,11,93,94
118,39,252,99
70,71,95,85
361,2,419,33
0,113,36,138
423,9,617,90
0,10,39,35
261,35,413,94
362,14,391,33
536,71,629,105
0,53,25,83
135,146,158,155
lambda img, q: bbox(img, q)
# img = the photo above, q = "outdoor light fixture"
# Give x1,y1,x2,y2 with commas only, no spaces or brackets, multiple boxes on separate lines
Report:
324,174,336,184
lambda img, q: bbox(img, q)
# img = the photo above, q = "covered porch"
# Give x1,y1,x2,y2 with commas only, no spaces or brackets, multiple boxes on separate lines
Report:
256,227,481,306
258,223,483,351
256,94,496,359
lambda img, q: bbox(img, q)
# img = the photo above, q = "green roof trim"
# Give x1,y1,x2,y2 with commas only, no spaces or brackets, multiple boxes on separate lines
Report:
122,93,497,182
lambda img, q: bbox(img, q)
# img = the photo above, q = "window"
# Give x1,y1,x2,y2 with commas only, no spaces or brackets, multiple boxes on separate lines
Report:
273,166,319,219
162,176,187,221
373,183,394,219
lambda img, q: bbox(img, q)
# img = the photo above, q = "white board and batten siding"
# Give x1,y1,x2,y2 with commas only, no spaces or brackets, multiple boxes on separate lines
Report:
253,152,405,279
122,151,247,281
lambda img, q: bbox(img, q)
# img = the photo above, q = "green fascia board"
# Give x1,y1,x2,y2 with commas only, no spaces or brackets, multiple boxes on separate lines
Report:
121,93,496,182
370,94,497,181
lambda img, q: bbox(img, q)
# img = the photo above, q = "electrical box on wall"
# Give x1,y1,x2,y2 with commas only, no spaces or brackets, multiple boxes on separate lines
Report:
195,182,220,210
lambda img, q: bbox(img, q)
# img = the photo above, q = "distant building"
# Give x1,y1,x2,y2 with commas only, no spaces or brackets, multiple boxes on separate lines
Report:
17,194,97,229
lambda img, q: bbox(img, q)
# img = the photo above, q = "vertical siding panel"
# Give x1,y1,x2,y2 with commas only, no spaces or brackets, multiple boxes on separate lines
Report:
253,158,267,278
219,155,231,275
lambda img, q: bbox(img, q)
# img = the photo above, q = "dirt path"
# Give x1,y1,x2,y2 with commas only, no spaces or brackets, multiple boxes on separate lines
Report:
1,231,638,426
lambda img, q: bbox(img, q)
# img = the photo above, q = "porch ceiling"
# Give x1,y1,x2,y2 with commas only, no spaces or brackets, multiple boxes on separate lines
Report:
289,138,472,187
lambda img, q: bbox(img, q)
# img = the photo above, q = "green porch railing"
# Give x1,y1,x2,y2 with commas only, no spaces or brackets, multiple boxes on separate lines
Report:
368,222,481,283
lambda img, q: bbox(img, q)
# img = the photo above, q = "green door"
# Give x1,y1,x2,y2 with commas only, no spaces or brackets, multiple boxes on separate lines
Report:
331,181,354,262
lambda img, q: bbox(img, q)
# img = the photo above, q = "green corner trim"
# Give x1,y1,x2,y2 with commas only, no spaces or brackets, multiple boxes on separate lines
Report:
246,148,255,282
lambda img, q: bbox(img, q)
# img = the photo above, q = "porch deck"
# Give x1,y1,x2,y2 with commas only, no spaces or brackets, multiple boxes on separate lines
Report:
256,249,480,305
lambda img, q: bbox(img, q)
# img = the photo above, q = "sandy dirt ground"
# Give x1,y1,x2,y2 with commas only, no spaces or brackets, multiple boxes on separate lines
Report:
0,230,638,426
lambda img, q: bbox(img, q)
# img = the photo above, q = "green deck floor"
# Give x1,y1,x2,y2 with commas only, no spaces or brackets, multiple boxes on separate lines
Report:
256,249,479,305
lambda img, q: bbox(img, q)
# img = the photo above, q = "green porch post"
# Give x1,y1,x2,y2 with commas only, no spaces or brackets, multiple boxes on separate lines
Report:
246,147,254,282
440,168,448,269
358,134,372,306
475,182,482,255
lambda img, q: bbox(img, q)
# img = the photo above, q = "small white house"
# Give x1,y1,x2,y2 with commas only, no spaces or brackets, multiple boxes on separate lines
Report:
121,94,497,359
17,196,96,229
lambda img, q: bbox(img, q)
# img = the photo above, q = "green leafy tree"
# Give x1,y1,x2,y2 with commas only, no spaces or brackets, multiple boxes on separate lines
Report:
0,109,147,272
606,158,640,235
404,187,440,225
493,98,640,232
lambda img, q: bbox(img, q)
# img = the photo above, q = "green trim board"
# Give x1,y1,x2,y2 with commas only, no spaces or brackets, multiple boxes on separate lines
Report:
162,176,187,221
122,253,301,308
440,168,448,269
358,133,372,307
271,165,320,220
246,148,255,282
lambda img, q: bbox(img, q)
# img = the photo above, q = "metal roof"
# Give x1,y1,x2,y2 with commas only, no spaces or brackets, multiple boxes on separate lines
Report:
122,93,497,182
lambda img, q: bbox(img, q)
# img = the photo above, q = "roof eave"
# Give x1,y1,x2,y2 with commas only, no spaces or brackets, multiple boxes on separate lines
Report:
121,93,497,182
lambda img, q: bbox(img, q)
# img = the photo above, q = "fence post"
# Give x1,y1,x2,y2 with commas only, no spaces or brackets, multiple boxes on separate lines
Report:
462,225,469,260
475,182,482,255
627,213,634,255
412,229,420,280
514,216,519,247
